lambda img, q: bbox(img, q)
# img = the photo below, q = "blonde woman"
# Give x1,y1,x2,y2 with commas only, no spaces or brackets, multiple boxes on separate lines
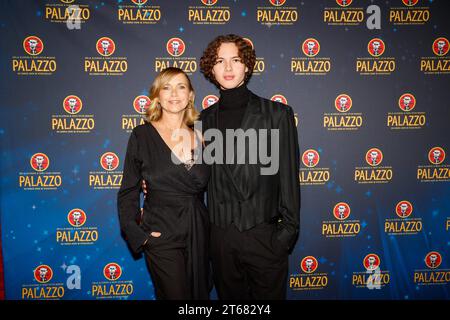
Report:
117,67,210,300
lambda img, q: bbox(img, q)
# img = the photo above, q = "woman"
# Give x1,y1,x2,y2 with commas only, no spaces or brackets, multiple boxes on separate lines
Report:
117,67,210,300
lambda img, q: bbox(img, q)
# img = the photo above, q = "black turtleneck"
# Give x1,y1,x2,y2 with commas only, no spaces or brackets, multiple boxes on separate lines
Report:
218,84,250,133
218,85,250,169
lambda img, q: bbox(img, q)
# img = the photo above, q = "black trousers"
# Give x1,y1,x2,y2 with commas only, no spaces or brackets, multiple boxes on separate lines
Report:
143,243,190,300
210,222,288,300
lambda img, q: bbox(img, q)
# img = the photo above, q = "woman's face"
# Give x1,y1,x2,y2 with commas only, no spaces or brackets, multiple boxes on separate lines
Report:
158,73,193,114
212,42,248,90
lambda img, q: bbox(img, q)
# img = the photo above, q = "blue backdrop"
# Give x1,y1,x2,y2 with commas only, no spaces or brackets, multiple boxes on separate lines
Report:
0,0,449,300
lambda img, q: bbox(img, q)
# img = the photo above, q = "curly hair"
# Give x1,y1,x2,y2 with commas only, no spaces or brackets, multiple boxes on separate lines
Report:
200,34,256,88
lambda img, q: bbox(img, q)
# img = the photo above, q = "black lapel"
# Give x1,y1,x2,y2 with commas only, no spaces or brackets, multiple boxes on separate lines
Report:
231,93,263,178
226,93,263,196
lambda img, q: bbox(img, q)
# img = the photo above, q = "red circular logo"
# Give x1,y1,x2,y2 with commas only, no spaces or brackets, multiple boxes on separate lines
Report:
23,36,44,56
432,37,449,56
428,147,445,165
68,208,87,227
334,94,352,112
202,95,219,109
398,93,416,112
333,202,351,220
63,95,83,114
166,38,185,57
100,152,120,171
368,38,385,57
302,38,320,57
402,0,419,6
133,95,151,114
131,0,148,5
336,0,353,7
424,251,442,269
34,265,53,283
302,149,320,168
395,201,413,219
301,256,318,273
96,37,116,57
365,148,383,167
103,263,122,281
271,94,288,105
30,153,50,172
363,254,381,271
269,0,286,6
201,0,218,6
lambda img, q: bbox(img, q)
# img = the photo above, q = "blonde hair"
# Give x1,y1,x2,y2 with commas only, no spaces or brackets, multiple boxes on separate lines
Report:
145,67,199,126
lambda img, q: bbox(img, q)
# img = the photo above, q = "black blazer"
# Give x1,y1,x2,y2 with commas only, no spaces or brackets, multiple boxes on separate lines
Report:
200,92,300,251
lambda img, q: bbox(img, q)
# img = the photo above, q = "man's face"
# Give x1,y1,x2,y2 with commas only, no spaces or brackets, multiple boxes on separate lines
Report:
212,42,248,90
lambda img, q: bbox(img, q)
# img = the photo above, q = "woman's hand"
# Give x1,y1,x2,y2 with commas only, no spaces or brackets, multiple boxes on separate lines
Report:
142,180,148,196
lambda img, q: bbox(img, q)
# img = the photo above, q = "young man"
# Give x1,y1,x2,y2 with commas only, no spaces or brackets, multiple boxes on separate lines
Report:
199,34,300,300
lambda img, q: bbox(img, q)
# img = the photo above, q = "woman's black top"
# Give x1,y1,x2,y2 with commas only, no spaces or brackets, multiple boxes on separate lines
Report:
117,122,211,299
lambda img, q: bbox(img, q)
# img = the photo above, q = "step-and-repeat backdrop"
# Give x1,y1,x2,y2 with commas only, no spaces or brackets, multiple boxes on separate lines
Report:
0,0,449,300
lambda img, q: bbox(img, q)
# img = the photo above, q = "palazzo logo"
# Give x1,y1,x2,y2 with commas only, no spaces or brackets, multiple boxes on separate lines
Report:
291,38,331,75
387,93,426,130
91,263,134,299
122,95,150,132
414,251,449,286
19,153,62,190
12,36,57,75
322,202,360,238
355,148,393,183
257,0,298,26
155,37,197,74
323,0,364,26
84,37,128,76
51,95,95,133
417,147,450,182
384,201,423,235
56,209,99,245
299,149,331,185
352,254,390,289
390,0,430,25
323,94,363,131
44,0,91,24
89,152,123,189
289,256,328,291
356,38,396,75
118,0,162,24
21,265,65,300
188,0,231,25
420,37,450,74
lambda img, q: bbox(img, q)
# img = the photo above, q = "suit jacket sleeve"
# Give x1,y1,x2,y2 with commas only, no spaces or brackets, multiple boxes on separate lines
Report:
276,106,300,251
117,129,149,254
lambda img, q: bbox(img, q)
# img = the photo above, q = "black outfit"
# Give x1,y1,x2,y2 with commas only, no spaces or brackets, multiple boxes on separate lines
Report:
117,123,211,300
217,84,250,172
200,86,300,300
